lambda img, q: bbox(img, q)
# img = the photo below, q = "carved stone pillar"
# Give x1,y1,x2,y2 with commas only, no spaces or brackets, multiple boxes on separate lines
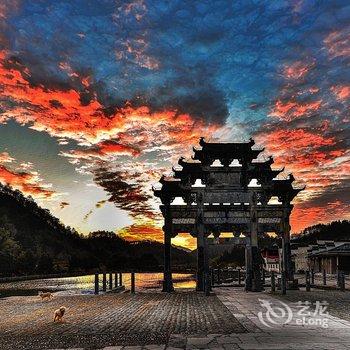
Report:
282,204,294,282
203,231,210,295
245,236,253,291
196,192,206,292
250,192,262,292
196,231,205,291
162,206,174,292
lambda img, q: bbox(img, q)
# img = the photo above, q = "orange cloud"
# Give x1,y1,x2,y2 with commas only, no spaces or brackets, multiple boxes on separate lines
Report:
291,200,350,233
255,127,348,208
331,85,350,101
0,165,55,198
62,140,141,161
0,51,218,153
0,152,56,199
324,29,350,59
284,60,313,80
270,99,322,121
117,221,164,242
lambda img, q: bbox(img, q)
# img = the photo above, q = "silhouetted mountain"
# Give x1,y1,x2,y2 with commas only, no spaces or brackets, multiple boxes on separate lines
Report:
0,184,194,277
291,220,350,244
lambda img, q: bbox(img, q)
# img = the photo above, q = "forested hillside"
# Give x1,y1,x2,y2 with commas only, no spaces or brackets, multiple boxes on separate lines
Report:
0,184,194,277
292,220,350,244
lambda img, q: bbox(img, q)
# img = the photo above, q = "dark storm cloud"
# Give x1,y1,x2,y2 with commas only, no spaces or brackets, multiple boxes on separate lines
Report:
302,182,350,209
93,164,156,220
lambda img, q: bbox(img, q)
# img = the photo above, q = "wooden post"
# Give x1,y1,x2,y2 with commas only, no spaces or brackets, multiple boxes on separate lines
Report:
323,269,326,285
211,269,215,287
94,273,99,295
114,272,118,288
119,272,123,286
238,269,241,286
131,272,135,293
102,273,107,292
271,271,275,292
109,273,113,290
311,269,315,285
281,270,286,295
305,270,310,292
217,268,221,285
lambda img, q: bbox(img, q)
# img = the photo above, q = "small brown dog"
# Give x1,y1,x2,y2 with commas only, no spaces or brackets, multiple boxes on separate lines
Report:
53,306,66,322
38,291,53,301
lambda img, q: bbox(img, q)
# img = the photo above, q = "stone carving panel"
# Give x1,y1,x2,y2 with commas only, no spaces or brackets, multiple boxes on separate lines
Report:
207,172,241,187
203,191,251,203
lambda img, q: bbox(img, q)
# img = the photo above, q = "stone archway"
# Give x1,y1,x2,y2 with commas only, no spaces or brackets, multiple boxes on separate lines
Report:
153,137,304,292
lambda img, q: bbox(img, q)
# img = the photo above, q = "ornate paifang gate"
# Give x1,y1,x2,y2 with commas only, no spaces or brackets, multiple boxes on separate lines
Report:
153,138,304,292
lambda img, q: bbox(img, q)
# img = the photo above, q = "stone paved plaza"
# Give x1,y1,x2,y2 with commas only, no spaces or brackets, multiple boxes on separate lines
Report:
2,287,350,349
0,291,244,350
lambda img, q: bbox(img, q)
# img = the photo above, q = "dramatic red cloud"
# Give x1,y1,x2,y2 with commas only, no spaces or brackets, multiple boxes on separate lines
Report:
0,49,224,245
257,119,349,234
0,164,55,198
259,28,350,237
257,128,336,161
256,127,349,233
0,51,218,152
62,140,141,161
0,52,117,142
270,99,322,121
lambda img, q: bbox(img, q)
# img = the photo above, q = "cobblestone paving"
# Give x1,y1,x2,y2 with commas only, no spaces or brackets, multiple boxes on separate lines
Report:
0,291,244,350
42,287,350,350
4,287,350,350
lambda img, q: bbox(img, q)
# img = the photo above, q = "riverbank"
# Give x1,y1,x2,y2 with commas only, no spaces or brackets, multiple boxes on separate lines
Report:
0,273,196,298
0,270,195,283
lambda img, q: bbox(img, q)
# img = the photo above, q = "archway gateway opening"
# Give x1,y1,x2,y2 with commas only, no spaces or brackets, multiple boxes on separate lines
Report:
153,137,304,292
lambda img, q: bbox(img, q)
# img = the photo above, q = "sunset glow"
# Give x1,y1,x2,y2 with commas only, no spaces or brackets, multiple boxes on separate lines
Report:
0,0,349,248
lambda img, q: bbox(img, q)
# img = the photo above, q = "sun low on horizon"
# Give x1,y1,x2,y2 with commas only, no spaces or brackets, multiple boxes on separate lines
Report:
0,0,349,249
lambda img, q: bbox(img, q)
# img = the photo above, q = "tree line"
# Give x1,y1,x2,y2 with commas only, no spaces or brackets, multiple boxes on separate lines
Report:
0,183,194,277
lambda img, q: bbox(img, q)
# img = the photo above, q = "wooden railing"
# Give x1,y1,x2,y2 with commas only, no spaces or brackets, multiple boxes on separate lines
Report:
94,272,130,295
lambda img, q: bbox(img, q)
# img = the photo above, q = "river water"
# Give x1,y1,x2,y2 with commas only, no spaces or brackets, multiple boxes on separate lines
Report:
0,273,196,297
